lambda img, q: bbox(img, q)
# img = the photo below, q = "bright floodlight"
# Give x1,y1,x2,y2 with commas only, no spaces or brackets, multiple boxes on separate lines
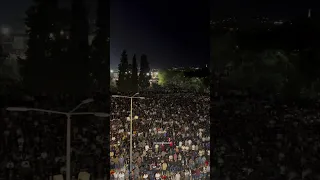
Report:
110,70,114,73
81,98,94,104
94,113,109,118
146,73,150,76
6,107,29,111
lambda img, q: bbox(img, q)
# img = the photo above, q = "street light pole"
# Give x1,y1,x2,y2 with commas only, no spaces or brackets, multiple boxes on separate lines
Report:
112,93,144,179
6,98,109,180
130,97,133,179
66,114,71,180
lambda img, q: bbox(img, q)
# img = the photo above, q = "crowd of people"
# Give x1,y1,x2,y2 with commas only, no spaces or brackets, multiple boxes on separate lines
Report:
4,87,317,180
0,90,210,180
212,95,317,180
110,93,210,179
0,93,109,180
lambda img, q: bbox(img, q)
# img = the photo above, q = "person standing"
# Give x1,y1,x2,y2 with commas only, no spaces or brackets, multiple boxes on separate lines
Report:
175,172,181,180
119,171,125,180
113,171,119,180
143,173,149,179
173,153,177,162
119,155,124,168
161,161,167,175
114,156,119,170
155,144,159,153
184,169,191,180
155,172,161,180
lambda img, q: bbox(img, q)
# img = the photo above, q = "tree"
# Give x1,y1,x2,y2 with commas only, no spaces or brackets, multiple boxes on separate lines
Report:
90,0,110,92
158,70,168,86
138,54,151,89
211,32,237,74
47,7,71,92
117,50,129,92
90,2,110,176
131,54,138,93
68,0,90,95
0,45,7,68
210,32,238,98
23,0,59,93
225,50,295,97
157,69,182,88
0,54,21,81
299,48,320,85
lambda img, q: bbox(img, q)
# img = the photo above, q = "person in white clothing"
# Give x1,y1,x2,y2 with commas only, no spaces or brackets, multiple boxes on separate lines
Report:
175,172,181,180
206,165,210,178
155,172,161,180
185,146,189,151
113,171,119,179
118,172,125,180
191,145,195,151
184,170,191,179
143,173,149,179
145,145,150,151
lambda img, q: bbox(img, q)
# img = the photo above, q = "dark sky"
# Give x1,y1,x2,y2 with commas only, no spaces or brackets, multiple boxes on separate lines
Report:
0,0,317,69
0,0,209,69
111,0,209,69
211,0,317,19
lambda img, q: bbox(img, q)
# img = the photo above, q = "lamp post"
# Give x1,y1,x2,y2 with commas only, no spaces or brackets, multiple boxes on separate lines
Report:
112,93,145,178
6,98,109,180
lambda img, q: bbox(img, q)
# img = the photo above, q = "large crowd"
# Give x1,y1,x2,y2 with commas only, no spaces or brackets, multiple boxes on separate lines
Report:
212,95,317,180
3,87,318,180
110,93,210,179
0,91,210,180
0,93,109,180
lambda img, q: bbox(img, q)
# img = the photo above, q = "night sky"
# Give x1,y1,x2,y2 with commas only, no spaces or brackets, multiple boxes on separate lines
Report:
0,0,317,69
111,0,209,69
211,0,317,19
0,0,208,69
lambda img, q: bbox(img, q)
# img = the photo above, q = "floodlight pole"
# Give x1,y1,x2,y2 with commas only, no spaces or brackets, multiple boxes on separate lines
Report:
112,93,144,179
6,99,109,180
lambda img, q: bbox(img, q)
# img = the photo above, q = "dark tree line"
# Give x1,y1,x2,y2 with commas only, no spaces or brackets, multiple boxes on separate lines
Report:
211,15,320,101
19,0,111,177
22,0,110,97
117,50,151,93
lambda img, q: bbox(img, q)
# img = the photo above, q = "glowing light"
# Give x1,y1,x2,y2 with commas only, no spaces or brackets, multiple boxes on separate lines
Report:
1,27,10,35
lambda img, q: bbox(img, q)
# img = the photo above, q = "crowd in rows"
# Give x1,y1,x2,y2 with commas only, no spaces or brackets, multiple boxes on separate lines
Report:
110,93,210,179
0,91,210,180
4,88,316,180
213,96,318,180
0,93,109,180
